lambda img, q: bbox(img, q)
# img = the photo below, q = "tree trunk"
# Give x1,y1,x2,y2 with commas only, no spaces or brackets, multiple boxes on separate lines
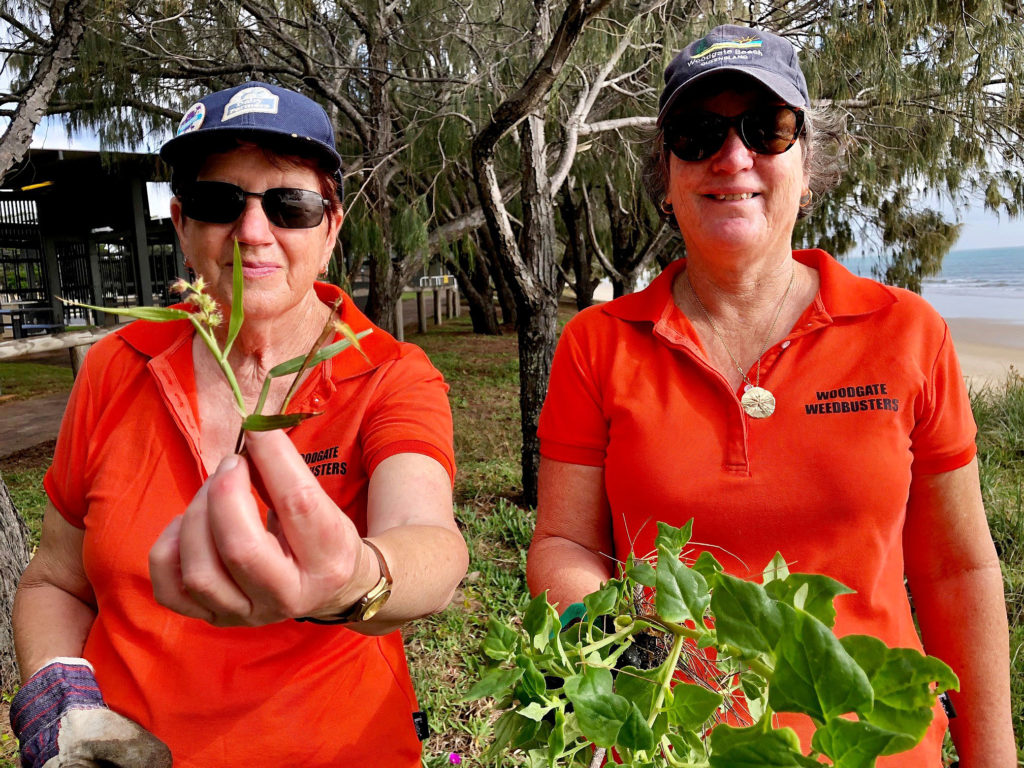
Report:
466,292,499,335
470,0,616,504
365,254,402,334
559,183,597,310
1,473,30,693
516,299,558,506
514,94,559,505
0,0,89,179
479,227,517,327
612,273,637,298
362,9,400,335
448,242,501,335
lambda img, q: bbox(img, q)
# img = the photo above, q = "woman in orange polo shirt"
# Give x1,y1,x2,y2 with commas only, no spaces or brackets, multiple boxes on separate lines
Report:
529,25,1013,765
11,82,467,768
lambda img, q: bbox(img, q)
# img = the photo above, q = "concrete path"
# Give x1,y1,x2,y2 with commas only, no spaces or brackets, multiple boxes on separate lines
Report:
0,349,71,459
0,391,69,458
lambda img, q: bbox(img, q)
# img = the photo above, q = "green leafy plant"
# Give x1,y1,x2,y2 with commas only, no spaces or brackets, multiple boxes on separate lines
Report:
466,521,957,767
63,240,369,443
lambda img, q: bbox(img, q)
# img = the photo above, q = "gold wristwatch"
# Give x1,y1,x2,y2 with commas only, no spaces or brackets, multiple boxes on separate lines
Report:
296,539,393,625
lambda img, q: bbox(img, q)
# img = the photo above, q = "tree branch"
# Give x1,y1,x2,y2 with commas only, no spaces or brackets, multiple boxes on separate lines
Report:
0,0,88,178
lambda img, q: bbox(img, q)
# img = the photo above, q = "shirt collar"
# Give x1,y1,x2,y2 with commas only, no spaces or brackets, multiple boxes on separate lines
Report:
602,249,898,326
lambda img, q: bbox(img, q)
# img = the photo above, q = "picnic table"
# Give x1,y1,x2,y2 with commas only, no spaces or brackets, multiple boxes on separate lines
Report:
0,304,64,339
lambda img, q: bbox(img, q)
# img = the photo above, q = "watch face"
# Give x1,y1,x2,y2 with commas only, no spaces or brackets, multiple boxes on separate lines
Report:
360,590,391,621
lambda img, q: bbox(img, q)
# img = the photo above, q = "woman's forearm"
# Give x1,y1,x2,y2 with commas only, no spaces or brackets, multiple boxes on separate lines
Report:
904,461,1016,765
527,534,613,613
912,563,1016,766
13,503,97,680
530,458,615,613
13,575,97,681
349,524,469,635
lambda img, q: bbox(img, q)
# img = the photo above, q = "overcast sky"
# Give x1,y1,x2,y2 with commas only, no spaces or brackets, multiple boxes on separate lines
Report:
951,201,1024,250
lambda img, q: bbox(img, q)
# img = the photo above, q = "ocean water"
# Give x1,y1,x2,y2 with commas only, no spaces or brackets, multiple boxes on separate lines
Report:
845,246,1024,324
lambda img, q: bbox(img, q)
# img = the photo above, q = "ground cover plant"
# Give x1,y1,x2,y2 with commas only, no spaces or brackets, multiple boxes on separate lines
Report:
1,313,1022,767
467,521,957,766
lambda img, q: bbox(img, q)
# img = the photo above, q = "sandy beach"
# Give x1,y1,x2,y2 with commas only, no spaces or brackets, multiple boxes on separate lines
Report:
944,317,1024,389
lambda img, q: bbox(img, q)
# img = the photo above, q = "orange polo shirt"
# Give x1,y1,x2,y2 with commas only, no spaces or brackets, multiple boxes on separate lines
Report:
538,250,976,765
45,283,454,767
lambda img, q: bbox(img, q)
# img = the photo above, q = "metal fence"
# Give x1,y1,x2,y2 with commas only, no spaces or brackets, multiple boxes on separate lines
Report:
0,198,47,304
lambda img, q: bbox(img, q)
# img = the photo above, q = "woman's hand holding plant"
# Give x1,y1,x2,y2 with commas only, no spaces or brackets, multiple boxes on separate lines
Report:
148,429,376,627
64,240,376,627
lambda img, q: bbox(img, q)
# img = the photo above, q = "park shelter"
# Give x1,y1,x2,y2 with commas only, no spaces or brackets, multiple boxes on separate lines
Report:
0,149,182,336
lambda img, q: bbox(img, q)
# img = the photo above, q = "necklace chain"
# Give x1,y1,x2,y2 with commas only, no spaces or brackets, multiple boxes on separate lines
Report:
685,267,796,389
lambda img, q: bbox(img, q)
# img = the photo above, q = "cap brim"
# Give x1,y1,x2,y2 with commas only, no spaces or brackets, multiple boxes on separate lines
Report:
657,67,806,125
160,126,342,173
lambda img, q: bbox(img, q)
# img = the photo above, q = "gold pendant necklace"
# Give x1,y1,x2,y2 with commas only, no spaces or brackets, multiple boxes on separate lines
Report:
686,267,796,419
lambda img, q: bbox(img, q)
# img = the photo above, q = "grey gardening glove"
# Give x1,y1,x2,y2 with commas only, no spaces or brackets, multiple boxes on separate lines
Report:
10,658,172,768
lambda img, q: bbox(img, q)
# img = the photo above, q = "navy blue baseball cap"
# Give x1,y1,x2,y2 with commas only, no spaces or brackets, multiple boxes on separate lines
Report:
160,82,343,176
658,25,809,125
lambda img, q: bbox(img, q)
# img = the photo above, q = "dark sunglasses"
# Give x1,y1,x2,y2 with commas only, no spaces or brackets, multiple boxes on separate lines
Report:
664,105,805,162
180,181,329,229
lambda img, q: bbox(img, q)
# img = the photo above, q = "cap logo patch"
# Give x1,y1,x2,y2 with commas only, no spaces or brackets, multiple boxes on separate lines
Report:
222,87,280,121
177,102,206,135
689,34,763,66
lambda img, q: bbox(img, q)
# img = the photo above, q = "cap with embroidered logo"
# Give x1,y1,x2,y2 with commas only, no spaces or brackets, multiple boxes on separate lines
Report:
658,25,809,125
160,82,342,176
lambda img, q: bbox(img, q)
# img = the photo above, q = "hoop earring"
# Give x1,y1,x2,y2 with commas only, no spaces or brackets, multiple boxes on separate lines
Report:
799,189,814,209
660,199,674,216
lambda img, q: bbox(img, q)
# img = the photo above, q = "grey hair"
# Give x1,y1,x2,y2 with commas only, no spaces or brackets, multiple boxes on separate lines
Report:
642,102,849,226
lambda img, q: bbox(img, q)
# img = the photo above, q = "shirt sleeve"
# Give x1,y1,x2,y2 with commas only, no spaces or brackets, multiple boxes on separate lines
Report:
43,344,106,528
909,322,978,475
537,313,609,467
360,344,456,483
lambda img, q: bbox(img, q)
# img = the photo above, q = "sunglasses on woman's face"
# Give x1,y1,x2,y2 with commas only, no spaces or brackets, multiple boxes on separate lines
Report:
664,105,805,162
179,181,329,229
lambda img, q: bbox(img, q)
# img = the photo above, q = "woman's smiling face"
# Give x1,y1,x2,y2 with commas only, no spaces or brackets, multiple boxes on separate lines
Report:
664,80,808,262
171,144,341,321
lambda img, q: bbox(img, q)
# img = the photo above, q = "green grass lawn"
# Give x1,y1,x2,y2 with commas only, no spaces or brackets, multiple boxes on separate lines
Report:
2,317,1022,766
0,441,51,542
0,361,72,402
